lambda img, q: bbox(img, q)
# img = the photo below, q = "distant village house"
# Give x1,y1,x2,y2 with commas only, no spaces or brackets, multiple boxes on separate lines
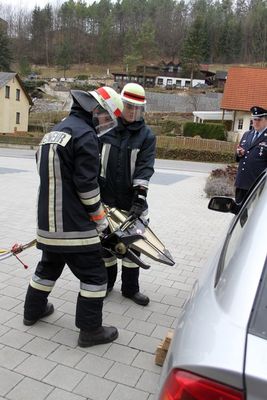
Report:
221,66,267,136
112,61,213,89
0,73,33,134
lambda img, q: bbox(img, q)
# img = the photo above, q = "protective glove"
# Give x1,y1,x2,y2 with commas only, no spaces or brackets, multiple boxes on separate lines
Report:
95,217,109,233
128,186,147,218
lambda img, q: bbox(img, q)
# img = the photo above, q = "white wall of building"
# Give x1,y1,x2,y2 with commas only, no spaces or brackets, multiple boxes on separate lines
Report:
155,76,205,88
233,111,252,137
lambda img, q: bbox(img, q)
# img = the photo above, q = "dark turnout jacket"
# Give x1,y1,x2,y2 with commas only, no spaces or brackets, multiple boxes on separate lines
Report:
99,118,156,211
235,127,267,190
36,106,104,253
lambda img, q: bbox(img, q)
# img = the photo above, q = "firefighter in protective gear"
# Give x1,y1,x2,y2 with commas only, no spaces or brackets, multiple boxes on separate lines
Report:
23,86,123,348
99,83,156,306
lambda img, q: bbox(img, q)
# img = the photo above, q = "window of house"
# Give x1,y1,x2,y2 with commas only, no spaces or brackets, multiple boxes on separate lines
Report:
168,66,174,72
249,120,253,130
238,119,243,130
157,78,163,85
5,85,10,98
16,89,20,101
185,80,190,87
176,80,181,87
16,112,20,124
167,79,172,85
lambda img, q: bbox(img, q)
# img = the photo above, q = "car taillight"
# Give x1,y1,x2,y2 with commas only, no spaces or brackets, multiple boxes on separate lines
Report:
159,369,245,400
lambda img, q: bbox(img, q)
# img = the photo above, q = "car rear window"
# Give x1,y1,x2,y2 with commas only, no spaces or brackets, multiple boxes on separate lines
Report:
215,177,266,286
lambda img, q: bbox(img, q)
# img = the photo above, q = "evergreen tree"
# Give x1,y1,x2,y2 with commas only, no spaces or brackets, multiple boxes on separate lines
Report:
56,41,72,78
0,29,13,71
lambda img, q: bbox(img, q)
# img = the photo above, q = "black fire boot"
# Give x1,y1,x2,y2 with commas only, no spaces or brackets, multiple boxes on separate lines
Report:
123,292,150,306
23,303,54,326
78,326,118,348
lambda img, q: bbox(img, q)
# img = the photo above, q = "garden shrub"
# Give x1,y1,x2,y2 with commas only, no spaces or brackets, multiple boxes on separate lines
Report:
183,122,226,141
156,147,235,163
204,164,237,197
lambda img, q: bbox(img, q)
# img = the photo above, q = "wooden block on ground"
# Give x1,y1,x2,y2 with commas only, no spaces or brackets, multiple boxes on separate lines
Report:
162,330,174,351
155,341,167,366
155,331,174,366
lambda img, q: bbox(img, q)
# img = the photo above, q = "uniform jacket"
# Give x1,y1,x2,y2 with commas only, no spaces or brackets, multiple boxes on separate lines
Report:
99,118,156,211
36,105,103,253
235,127,267,190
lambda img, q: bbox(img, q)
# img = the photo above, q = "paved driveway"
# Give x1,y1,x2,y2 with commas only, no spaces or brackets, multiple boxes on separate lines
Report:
0,149,232,400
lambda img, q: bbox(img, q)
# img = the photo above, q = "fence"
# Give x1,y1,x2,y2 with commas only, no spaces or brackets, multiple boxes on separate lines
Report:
156,135,236,153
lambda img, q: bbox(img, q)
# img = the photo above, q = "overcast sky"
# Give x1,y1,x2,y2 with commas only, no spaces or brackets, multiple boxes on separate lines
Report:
0,0,95,11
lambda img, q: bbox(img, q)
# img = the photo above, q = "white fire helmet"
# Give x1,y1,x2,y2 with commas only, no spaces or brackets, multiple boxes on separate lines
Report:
120,83,146,122
89,86,124,136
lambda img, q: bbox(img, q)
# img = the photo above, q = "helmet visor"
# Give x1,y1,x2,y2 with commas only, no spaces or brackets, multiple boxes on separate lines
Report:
122,99,146,122
92,105,118,137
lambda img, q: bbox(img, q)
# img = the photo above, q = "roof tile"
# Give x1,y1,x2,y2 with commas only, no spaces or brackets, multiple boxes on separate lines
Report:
221,67,267,112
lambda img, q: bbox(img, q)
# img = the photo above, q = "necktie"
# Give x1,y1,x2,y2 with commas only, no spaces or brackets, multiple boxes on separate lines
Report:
252,131,259,143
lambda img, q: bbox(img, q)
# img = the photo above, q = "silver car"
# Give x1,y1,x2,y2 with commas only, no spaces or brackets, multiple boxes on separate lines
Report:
157,172,267,400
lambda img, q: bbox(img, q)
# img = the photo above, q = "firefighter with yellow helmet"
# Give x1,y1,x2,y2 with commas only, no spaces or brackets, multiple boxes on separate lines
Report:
23,86,123,347
99,83,156,306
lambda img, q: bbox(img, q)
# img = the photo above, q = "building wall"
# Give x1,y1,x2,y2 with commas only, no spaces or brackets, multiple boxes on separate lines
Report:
0,77,30,133
233,111,251,137
155,76,205,88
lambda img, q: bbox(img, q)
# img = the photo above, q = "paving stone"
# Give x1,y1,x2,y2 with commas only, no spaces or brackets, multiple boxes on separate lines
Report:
21,337,60,358
0,328,34,349
147,312,175,328
103,312,132,329
43,364,85,391
124,306,152,321
104,343,139,365
129,334,160,354
6,376,53,400
105,361,143,387
0,296,21,310
132,351,162,373
48,345,85,367
75,353,114,377
0,325,10,336
25,321,62,340
127,319,156,336
73,374,116,400
113,328,135,346
108,384,149,400
57,301,76,316
0,309,16,324
51,328,79,348
53,313,77,330
4,315,32,332
0,366,23,397
0,346,29,370
136,370,160,393
14,354,56,380
45,388,86,400
103,301,130,315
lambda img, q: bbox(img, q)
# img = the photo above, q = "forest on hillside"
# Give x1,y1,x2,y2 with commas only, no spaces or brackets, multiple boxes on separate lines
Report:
0,0,266,73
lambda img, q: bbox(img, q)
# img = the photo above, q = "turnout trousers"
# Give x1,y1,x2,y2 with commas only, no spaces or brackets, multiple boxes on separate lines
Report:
103,248,140,296
24,249,107,330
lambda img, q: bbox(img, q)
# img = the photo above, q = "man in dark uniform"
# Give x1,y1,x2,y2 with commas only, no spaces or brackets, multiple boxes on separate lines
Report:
23,87,124,347
99,83,156,306
235,105,267,203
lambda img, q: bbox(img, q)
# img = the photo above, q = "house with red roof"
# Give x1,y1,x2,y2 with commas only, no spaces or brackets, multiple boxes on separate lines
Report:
221,66,267,137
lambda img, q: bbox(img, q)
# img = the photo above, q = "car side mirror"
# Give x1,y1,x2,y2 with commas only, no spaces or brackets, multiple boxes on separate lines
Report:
208,196,240,214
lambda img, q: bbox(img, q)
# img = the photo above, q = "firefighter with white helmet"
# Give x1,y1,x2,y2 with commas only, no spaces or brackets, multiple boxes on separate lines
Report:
120,82,146,122
99,82,156,306
23,86,123,347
